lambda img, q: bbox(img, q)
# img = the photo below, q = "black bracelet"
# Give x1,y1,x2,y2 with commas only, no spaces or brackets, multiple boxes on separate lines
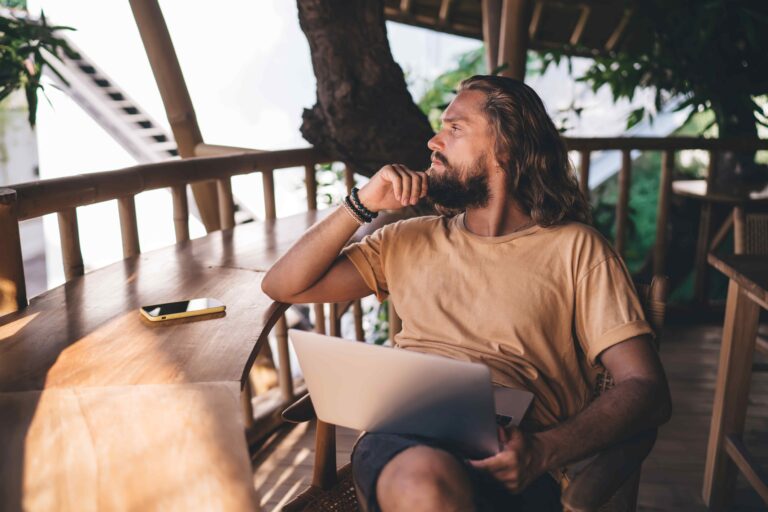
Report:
350,187,378,219
345,195,372,223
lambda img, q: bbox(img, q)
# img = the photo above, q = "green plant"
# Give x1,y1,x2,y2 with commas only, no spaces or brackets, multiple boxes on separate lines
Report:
0,10,77,126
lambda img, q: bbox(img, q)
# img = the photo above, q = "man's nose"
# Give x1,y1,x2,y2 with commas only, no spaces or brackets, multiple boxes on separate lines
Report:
427,133,443,152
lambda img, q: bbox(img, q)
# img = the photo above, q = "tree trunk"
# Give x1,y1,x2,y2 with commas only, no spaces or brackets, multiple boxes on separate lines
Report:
297,0,434,177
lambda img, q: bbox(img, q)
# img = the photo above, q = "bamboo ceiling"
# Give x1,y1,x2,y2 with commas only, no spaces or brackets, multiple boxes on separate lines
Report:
383,0,646,58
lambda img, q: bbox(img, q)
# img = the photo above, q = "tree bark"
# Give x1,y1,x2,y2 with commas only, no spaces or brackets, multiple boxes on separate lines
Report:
297,0,434,177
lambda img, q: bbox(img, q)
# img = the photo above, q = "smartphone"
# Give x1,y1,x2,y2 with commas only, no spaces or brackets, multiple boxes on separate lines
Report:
140,298,225,322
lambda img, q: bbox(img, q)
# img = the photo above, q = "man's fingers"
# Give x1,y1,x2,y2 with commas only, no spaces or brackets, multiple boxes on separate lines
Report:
409,172,421,204
420,172,429,198
398,167,412,206
468,452,507,471
384,166,403,201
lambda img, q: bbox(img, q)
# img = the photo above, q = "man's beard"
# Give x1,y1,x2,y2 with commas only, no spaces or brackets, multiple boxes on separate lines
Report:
427,152,491,210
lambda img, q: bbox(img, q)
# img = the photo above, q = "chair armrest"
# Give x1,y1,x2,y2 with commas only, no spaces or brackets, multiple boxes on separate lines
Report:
560,428,657,512
282,393,316,423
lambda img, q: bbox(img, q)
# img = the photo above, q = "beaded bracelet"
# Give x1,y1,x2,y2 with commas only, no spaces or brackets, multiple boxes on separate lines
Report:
350,187,378,219
341,196,367,225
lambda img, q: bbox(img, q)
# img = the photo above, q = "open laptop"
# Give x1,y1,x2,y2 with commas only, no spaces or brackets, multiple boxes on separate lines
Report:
288,329,533,459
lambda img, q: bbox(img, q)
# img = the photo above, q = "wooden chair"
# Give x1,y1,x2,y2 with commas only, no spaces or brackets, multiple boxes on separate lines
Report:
281,276,669,512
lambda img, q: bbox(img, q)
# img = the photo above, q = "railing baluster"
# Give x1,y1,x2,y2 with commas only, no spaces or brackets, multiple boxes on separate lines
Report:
579,149,591,200
329,302,342,337
353,300,364,341
118,195,141,258
262,169,276,220
171,185,190,242
217,178,235,230
0,188,27,314
615,149,632,256
653,150,674,276
275,314,294,402
57,208,85,280
313,303,326,334
305,164,318,211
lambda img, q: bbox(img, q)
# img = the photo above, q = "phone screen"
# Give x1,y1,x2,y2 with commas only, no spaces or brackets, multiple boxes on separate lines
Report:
141,298,223,317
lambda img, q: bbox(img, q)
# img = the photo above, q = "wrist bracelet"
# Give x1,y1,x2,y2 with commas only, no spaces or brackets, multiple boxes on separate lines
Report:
351,187,378,219
341,197,366,225
345,195,373,223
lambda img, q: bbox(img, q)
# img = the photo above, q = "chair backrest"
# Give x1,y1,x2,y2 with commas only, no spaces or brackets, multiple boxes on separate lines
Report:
746,213,768,256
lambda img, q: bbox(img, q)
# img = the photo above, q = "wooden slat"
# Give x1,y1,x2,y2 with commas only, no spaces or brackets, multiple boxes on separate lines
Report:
305,165,318,211
481,0,502,73
702,280,761,509
0,189,27,315
438,0,453,24
706,149,719,187
194,143,265,157
117,196,141,259
653,149,673,276
275,314,293,402
312,421,337,489
353,300,364,342
528,0,543,40
693,203,713,304
171,184,190,243
733,206,746,255
262,170,276,221
57,208,84,281
313,303,326,334
569,5,591,46
399,0,411,13
329,303,342,337
579,149,591,199
217,178,235,230
605,7,633,52
614,149,632,256
498,0,533,80
709,216,734,252
723,435,768,503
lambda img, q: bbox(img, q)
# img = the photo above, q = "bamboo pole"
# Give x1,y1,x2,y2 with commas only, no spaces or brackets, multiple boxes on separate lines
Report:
305,164,318,211
579,150,591,199
128,0,220,232
313,303,326,334
275,314,293,402
329,303,342,337
0,189,27,315
57,208,85,281
262,170,276,220
653,150,674,276
615,149,632,256
353,300,364,341
312,421,337,489
498,0,533,80
481,0,502,74
217,178,235,230
117,196,141,258
171,185,189,242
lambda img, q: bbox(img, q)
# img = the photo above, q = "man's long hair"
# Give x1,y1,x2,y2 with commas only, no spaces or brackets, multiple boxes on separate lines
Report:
459,75,591,226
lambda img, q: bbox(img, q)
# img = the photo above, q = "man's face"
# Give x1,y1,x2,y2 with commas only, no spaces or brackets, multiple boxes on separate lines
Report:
426,90,496,210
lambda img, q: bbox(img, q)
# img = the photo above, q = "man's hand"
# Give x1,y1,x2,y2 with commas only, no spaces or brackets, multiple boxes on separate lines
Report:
468,426,549,493
357,164,428,212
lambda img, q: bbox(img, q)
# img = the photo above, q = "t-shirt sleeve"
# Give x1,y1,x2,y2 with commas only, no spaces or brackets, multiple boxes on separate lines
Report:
574,256,654,366
340,227,390,302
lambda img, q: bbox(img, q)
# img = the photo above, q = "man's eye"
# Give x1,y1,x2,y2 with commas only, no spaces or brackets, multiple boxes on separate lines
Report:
450,125,460,132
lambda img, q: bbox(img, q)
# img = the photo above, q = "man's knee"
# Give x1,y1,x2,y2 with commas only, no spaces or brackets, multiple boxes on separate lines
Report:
376,446,475,512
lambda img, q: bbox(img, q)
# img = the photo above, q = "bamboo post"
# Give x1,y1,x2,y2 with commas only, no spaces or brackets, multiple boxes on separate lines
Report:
579,150,591,199
733,206,746,255
388,301,402,344
329,302,342,337
0,189,27,315
653,150,674,276
217,178,235,230
312,420,337,489
305,164,318,211
275,314,293,402
353,300,364,341
171,185,190,242
498,0,533,80
57,208,85,281
615,149,632,256
313,303,326,334
481,0,502,73
262,170,276,220
128,0,220,232
117,196,141,258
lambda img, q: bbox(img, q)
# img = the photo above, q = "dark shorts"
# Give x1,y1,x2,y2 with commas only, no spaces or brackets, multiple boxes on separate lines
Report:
351,432,562,512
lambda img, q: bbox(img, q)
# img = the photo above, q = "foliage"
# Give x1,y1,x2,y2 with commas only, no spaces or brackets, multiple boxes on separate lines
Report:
0,10,77,126
1,1,26,9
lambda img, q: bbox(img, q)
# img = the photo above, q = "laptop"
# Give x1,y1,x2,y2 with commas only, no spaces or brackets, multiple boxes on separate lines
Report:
288,329,534,459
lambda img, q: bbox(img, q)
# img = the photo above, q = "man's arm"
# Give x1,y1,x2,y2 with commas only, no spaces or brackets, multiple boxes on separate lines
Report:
261,164,428,304
470,334,672,491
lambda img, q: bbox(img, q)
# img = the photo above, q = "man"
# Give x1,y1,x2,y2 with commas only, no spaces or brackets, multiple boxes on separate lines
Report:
262,75,672,511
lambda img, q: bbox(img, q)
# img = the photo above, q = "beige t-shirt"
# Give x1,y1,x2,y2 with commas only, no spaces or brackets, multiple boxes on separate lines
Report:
341,213,653,429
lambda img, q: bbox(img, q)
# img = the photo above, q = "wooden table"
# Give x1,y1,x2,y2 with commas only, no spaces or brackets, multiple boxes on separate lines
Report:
672,180,768,304
702,254,768,510
0,211,329,511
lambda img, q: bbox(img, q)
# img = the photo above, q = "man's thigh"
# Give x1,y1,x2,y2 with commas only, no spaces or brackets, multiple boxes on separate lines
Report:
351,432,562,512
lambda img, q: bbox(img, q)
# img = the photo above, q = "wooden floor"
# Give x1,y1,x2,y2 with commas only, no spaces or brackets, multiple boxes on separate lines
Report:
252,323,768,511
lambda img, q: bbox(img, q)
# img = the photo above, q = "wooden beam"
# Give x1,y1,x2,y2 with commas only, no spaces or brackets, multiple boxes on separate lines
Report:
129,0,220,233
399,0,411,13
528,1,544,41
605,7,633,53
0,189,26,315
578,149,591,199
570,5,591,46
498,0,533,80
653,150,673,276
481,0,502,74
438,0,453,25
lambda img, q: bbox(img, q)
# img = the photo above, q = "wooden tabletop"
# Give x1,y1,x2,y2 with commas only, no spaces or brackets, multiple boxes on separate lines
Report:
0,210,332,511
672,179,768,204
708,253,768,309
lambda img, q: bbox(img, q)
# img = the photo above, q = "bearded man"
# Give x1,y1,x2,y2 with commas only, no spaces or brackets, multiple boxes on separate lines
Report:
262,75,672,512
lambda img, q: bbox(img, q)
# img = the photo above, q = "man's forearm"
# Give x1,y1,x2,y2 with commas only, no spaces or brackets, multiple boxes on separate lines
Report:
261,206,361,301
533,377,671,471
